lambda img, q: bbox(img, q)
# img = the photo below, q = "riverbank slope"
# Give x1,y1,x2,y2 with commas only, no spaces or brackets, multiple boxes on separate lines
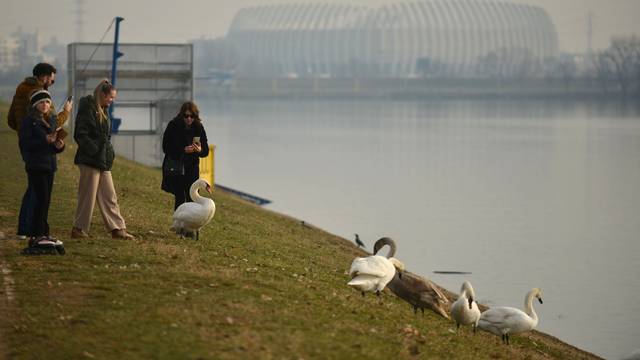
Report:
0,101,601,359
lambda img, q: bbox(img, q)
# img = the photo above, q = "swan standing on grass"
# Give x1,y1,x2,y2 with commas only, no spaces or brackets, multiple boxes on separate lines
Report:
171,179,216,240
348,237,405,297
478,288,543,344
451,281,481,332
375,238,450,318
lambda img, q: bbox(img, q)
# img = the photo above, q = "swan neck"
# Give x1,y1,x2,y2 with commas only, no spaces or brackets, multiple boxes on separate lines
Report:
190,183,204,203
373,237,396,259
387,241,396,258
461,282,475,299
373,237,396,258
524,290,538,320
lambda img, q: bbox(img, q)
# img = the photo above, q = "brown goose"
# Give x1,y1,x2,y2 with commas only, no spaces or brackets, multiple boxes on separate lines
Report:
374,237,450,319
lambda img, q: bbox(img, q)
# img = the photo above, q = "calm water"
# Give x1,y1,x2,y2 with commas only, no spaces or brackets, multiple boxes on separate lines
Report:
197,98,640,360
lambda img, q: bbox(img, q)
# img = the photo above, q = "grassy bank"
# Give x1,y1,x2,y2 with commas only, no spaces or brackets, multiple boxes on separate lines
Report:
0,100,601,359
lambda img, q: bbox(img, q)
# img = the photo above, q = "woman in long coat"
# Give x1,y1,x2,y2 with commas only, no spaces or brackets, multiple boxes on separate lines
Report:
161,101,209,210
70,79,134,239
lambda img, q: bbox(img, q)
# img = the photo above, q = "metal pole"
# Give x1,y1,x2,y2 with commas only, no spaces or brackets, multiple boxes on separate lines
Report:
110,16,124,133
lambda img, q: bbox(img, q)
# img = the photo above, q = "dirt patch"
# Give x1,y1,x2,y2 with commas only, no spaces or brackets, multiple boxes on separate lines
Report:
0,256,16,360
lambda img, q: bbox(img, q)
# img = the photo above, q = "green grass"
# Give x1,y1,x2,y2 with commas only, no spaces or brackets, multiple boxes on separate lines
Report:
0,100,601,359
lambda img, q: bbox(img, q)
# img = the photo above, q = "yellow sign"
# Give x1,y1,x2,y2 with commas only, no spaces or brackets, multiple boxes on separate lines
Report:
199,145,215,190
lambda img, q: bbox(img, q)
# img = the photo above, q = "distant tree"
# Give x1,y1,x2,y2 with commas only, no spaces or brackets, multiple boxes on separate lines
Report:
476,47,537,79
511,48,536,79
477,52,499,78
556,55,578,91
592,52,615,94
602,35,640,99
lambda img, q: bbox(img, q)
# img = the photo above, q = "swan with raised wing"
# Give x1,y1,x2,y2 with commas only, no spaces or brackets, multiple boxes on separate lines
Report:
171,179,216,240
478,287,543,344
347,237,405,297
450,281,481,332
376,238,450,319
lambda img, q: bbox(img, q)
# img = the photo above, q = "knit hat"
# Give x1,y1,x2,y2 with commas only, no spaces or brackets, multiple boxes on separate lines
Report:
30,89,52,108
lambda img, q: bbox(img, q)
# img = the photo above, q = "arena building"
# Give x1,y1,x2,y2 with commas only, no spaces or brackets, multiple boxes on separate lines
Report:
226,0,559,78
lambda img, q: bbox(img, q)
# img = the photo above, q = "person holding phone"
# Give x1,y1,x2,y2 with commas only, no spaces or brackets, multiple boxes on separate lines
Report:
18,90,65,250
161,101,209,210
8,63,72,240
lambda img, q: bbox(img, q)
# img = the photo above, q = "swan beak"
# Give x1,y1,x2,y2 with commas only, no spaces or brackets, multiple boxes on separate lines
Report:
205,185,212,194
468,297,474,309
538,297,543,304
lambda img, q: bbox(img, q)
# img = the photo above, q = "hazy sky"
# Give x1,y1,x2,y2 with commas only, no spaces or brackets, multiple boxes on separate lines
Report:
2,0,640,53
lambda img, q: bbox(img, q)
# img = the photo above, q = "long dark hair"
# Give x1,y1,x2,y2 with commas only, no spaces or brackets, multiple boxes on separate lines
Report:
177,101,202,127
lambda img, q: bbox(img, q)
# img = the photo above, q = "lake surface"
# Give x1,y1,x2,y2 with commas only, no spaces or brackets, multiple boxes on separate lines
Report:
197,98,640,360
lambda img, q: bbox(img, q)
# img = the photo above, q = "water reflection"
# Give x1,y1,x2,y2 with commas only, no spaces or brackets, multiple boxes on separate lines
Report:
199,98,640,359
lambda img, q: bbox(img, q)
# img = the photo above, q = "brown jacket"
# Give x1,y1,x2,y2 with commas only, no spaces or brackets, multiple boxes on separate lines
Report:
7,76,69,132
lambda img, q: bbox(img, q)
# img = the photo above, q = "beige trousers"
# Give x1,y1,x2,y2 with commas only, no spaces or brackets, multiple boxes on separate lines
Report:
73,164,126,233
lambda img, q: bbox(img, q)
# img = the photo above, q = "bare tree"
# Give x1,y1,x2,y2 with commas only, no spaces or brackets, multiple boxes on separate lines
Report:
593,52,614,94
556,55,578,92
602,35,640,99
543,54,577,92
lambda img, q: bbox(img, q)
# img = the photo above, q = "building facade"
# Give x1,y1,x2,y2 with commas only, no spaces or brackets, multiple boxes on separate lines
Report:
226,0,559,78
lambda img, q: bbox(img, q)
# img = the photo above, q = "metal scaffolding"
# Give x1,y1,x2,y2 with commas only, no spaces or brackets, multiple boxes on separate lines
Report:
67,43,193,166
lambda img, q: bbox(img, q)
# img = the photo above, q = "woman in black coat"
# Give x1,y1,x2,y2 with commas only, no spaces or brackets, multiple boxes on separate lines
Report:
161,101,209,210
71,80,135,239
18,90,65,245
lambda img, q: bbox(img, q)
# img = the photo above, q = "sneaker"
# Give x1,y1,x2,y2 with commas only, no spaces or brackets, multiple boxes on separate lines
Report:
22,236,64,256
111,229,135,240
29,236,56,248
70,227,89,239
46,235,63,246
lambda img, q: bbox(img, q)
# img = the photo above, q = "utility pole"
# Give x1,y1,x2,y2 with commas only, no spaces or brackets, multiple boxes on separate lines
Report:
110,17,124,133
75,0,86,42
587,11,594,69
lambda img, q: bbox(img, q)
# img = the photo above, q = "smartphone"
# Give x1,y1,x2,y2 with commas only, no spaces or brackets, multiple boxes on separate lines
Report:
193,136,201,145
56,127,68,141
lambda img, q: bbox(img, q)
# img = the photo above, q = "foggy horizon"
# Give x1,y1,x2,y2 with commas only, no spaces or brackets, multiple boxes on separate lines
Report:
2,0,640,54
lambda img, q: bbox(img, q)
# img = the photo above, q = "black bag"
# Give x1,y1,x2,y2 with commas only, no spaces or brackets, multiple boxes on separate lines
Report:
163,156,184,176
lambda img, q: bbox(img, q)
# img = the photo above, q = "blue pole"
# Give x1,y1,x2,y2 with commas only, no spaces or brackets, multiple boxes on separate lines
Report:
110,17,124,133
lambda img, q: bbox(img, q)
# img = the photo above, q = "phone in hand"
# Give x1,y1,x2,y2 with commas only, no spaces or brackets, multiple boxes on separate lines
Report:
193,136,201,145
55,127,68,141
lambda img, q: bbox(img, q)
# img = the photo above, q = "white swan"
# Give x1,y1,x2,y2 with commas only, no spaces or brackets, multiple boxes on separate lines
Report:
478,288,543,344
450,281,481,332
171,179,216,240
348,237,405,297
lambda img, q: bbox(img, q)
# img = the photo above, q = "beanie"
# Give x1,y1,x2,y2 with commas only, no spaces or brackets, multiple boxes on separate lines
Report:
30,89,52,108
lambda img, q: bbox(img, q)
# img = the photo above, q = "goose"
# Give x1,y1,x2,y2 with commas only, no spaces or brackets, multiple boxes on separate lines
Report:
354,233,365,248
375,238,450,319
478,288,543,344
171,179,216,240
450,281,481,332
347,237,405,297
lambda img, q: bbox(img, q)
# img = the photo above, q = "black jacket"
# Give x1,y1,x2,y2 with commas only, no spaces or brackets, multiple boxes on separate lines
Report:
18,110,64,172
73,95,115,171
161,117,209,193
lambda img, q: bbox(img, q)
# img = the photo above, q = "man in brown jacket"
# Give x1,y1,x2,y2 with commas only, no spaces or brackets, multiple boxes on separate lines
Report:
8,63,72,132
8,63,72,239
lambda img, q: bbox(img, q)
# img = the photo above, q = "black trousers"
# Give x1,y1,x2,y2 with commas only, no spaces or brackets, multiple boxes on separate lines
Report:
27,170,54,237
172,172,199,210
